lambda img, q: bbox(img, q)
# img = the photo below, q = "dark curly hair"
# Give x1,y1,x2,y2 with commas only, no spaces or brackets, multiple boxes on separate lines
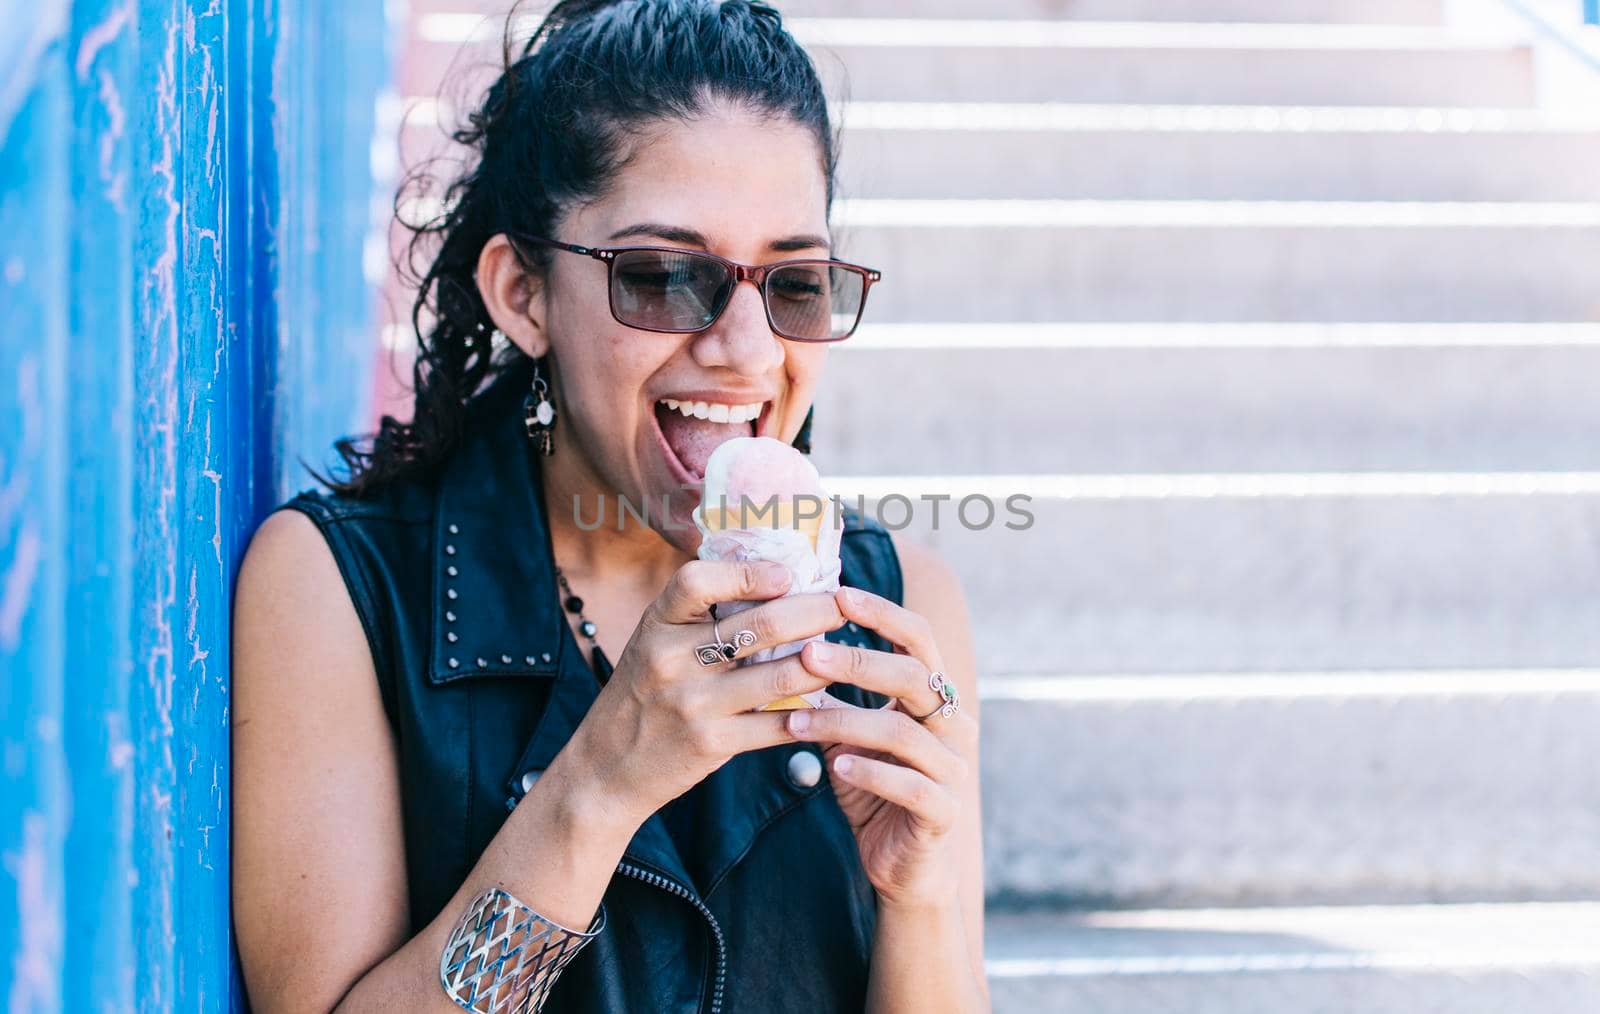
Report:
315,0,838,497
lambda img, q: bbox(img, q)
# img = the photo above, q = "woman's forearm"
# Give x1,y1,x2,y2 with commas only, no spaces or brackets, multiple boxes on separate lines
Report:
331,739,640,1012
866,896,991,1013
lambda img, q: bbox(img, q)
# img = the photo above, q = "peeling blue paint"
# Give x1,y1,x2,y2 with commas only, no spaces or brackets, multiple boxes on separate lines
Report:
0,5,70,145
1,2,389,1010
2,28,71,1014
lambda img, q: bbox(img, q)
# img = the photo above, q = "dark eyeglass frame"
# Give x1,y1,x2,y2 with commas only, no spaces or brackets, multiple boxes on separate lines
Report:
508,232,883,342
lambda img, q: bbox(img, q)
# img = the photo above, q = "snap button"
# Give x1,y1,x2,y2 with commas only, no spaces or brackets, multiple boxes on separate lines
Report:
521,770,540,794
787,749,822,789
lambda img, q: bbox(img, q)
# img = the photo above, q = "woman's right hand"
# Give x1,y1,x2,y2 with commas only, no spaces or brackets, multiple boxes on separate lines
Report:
567,559,847,826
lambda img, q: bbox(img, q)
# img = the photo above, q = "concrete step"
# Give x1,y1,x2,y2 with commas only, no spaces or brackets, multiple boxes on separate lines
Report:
831,200,1600,322
414,0,1449,26
397,100,1600,202
407,20,1536,108
797,21,1535,107
976,672,1600,905
814,329,1600,474
827,478,1600,674
782,0,1447,23
985,902,1600,1012
836,103,1600,201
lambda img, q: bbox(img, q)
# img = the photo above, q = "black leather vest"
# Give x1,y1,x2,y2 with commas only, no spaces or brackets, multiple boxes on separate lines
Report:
280,365,900,1013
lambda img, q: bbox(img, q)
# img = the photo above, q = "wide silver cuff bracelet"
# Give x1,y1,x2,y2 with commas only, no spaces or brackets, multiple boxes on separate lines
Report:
439,886,607,1013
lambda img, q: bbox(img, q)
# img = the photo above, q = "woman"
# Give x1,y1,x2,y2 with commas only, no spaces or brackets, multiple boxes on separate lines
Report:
231,1,986,1011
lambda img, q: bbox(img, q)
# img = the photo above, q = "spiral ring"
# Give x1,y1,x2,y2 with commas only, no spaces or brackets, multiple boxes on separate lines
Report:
694,607,758,666
912,670,961,723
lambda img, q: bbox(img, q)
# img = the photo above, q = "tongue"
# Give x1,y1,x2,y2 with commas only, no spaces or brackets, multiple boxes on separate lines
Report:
658,407,754,479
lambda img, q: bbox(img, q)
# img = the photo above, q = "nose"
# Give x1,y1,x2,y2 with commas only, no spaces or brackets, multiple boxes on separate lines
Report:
689,277,782,376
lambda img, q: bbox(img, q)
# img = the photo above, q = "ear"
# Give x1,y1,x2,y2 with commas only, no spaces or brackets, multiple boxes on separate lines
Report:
477,234,549,359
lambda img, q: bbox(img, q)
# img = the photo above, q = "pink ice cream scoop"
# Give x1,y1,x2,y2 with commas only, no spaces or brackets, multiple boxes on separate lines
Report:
694,436,846,711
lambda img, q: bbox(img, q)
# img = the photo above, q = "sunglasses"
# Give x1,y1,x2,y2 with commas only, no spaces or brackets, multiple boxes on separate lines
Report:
510,233,882,342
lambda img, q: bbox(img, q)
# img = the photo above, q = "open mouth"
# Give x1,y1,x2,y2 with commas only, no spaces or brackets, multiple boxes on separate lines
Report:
651,398,772,484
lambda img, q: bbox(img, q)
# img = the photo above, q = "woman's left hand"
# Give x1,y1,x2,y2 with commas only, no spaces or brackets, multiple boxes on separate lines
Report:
786,585,978,909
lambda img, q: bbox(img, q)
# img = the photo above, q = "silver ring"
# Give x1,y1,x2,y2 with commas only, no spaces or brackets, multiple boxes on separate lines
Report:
695,606,757,666
912,670,960,723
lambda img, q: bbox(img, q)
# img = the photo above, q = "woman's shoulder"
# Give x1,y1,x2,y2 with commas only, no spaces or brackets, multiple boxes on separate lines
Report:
836,504,964,608
234,500,382,699
838,503,970,636
238,503,362,622
888,529,964,616
240,476,439,687
884,527,978,722
836,504,904,605
238,484,406,644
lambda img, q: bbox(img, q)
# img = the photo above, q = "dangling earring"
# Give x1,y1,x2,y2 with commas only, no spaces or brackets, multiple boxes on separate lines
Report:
520,348,557,456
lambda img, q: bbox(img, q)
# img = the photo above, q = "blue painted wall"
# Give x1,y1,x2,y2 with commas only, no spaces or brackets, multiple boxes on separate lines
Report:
0,2,389,1009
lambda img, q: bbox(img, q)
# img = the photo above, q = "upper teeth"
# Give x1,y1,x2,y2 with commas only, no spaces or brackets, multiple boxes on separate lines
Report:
660,399,765,424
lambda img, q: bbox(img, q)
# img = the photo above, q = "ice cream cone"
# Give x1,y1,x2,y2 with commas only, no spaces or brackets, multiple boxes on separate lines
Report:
695,437,841,713
701,499,818,710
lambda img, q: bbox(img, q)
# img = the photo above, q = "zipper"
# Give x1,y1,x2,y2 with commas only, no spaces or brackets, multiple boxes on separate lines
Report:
615,860,727,1014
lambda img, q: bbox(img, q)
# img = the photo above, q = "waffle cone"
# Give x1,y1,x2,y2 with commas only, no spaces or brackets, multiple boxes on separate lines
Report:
698,501,824,552
757,694,814,711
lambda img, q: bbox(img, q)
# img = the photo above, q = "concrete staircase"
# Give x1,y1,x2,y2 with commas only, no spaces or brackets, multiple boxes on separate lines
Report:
395,1,1600,1009
792,0,1600,1010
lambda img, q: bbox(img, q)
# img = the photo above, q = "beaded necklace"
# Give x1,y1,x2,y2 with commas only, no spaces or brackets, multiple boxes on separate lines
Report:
553,564,614,687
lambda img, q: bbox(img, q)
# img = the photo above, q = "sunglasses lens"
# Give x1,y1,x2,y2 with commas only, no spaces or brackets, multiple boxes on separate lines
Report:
767,263,866,340
610,249,731,331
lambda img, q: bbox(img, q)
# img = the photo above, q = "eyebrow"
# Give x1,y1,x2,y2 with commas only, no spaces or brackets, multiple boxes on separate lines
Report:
605,222,831,253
